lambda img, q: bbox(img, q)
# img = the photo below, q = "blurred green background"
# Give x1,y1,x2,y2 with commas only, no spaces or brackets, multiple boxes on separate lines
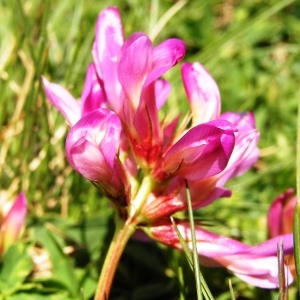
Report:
0,0,299,299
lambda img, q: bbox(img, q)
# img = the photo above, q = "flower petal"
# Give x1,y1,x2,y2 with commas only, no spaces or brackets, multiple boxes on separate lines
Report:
147,220,293,288
118,33,153,109
144,38,186,87
181,62,221,124
66,108,121,180
92,6,124,113
81,63,106,115
268,189,295,237
42,77,81,127
218,112,260,184
155,79,171,110
162,120,236,180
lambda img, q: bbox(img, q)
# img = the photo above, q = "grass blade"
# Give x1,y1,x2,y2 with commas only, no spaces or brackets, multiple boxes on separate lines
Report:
171,217,214,300
185,180,203,300
294,94,300,290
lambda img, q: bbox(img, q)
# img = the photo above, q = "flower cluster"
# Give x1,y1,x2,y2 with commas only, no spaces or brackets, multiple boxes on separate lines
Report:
0,193,27,255
43,7,294,289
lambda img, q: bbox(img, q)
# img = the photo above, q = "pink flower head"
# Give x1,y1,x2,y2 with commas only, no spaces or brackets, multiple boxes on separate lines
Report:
0,193,27,254
147,219,294,289
66,109,129,205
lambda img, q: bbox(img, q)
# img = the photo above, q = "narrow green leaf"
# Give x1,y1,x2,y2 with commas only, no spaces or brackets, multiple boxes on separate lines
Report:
171,217,193,269
171,218,214,300
295,95,300,289
277,240,287,300
0,243,33,296
35,226,78,297
185,180,203,300
228,280,236,300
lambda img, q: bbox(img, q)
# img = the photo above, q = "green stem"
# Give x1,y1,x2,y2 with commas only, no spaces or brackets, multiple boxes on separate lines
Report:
94,218,136,300
94,175,154,299
128,174,154,219
185,180,203,300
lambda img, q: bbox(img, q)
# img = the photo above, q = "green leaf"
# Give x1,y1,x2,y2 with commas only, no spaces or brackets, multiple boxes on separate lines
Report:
7,291,71,300
295,93,300,289
35,226,78,297
0,243,33,296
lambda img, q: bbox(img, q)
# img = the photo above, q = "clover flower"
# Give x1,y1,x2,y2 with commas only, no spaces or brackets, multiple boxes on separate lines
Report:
43,6,293,296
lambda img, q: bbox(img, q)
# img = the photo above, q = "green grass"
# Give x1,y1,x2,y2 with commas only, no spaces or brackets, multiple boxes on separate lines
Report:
0,0,300,299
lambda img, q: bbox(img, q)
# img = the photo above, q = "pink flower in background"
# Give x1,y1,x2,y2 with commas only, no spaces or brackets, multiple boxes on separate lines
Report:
268,188,296,277
0,193,27,254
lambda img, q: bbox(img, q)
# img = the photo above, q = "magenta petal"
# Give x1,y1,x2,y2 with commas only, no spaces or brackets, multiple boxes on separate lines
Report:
144,38,185,87
92,7,124,113
148,220,293,288
221,111,256,130
248,234,294,256
149,220,249,257
218,112,260,183
68,138,110,181
2,193,27,252
162,120,236,180
81,63,106,115
217,255,293,288
181,62,221,124
118,33,153,108
42,77,81,127
66,108,121,181
268,189,295,237
155,79,171,110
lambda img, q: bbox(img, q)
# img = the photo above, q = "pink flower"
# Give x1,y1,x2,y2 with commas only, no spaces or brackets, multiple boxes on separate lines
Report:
0,193,27,254
146,219,293,289
43,6,272,289
141,67,259,221
66,109,130,205
181,62,221,125
268,188,296,277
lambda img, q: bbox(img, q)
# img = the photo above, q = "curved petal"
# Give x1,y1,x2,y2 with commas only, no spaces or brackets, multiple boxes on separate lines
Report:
181,62,221,124
218,112,260,184
247,234,294,256
268,189,295,237
66,109,130,203
66,109,121,181
118,33,153,109
148,220,250,257
155,79,171,110
147,220,293,288
92,7,124,112
216,255,293,288
144,38,185,88
42,77,81,127
161,120,236,180
81,63,106,115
